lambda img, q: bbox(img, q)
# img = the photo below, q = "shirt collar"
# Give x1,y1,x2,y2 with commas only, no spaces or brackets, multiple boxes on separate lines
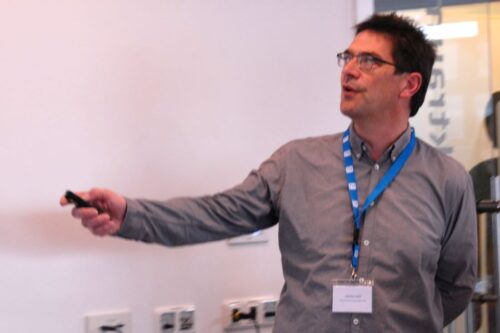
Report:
348,123,412,163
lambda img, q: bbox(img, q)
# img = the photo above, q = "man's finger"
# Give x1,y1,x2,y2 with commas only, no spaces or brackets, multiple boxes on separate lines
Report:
72,206,101,219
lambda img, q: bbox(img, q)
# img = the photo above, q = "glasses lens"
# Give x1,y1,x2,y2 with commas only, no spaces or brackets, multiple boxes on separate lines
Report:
358,54,371,71
337,52,350,67
337,53,344,67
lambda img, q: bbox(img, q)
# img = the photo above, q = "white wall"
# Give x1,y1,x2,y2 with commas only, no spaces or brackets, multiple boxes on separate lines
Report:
355,0,374,22
0,1,355,332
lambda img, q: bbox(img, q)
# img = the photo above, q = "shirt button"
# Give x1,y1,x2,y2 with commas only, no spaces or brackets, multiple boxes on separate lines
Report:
363,240,370,246
353,318,359,325
374,164,380,171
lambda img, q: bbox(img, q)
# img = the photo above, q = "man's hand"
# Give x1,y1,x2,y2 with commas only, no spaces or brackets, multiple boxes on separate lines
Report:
60,188,127,236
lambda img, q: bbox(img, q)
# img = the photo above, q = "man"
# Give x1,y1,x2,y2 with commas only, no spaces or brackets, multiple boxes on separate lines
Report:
61,13,477,333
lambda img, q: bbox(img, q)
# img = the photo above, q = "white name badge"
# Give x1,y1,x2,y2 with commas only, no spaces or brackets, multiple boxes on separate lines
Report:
332,279,373,313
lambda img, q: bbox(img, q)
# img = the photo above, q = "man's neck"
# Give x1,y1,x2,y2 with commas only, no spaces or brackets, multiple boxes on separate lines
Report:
352,120,409,161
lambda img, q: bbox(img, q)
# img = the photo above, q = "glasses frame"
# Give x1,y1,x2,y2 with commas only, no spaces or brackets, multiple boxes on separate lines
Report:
337,51,398,71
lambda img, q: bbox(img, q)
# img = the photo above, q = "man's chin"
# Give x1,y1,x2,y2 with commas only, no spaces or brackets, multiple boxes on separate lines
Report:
340,106,354,117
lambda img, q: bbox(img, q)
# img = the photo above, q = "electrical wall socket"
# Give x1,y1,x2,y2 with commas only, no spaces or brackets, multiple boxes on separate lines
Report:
223,297,279,330
156,308,176,333
85,310,131,333
155,305,195,333
257,298,278,326
223,300,259,330
178,307,195,332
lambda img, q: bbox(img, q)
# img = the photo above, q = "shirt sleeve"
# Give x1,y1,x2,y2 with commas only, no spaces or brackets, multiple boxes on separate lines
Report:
114,147,285,246
436,173,478,326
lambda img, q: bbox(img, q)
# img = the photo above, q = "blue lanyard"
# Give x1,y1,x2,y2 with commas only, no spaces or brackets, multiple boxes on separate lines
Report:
342,127,416,276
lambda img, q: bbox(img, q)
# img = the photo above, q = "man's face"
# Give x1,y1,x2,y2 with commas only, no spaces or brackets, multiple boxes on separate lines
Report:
340,30,404,121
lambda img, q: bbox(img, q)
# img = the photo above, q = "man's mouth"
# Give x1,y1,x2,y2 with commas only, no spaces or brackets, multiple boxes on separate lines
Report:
342,85,359,94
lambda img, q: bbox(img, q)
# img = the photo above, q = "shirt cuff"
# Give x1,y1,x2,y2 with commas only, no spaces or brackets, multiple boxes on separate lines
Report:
114,197,143,239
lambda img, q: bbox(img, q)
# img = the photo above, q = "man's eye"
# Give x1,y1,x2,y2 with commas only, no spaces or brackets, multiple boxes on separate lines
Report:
360,55,374,64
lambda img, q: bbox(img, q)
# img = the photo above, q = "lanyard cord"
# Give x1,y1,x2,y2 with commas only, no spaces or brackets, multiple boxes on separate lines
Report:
342,128,416,278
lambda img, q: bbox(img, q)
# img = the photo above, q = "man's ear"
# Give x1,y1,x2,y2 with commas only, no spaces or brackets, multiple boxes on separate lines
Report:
400,72,422,99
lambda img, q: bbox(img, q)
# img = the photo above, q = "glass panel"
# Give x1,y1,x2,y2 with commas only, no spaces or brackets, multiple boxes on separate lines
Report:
377,2,499,333
492,3,500,94
400,4,493,171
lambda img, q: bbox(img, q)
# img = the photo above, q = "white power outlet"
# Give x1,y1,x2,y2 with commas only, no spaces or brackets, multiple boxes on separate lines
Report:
223,300,259,330
178,307,195,332
156,308,176,333
257,298,278,326
223,297,279,330
85,310,131,333
155,305,195,333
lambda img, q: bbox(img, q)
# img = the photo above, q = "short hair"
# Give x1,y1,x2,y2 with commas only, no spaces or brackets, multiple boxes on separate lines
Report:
355,13,436,117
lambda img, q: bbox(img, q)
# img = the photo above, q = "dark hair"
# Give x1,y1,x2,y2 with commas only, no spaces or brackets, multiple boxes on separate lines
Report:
355,13,436,117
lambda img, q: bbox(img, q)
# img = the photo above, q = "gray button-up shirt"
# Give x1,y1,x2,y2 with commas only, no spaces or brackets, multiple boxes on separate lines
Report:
118,126,477,333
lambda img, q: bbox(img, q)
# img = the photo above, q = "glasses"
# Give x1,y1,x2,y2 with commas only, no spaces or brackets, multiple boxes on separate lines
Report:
337,51,397,71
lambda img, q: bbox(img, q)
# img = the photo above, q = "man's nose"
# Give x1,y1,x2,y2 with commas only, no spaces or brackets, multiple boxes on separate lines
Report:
342,58,360,79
